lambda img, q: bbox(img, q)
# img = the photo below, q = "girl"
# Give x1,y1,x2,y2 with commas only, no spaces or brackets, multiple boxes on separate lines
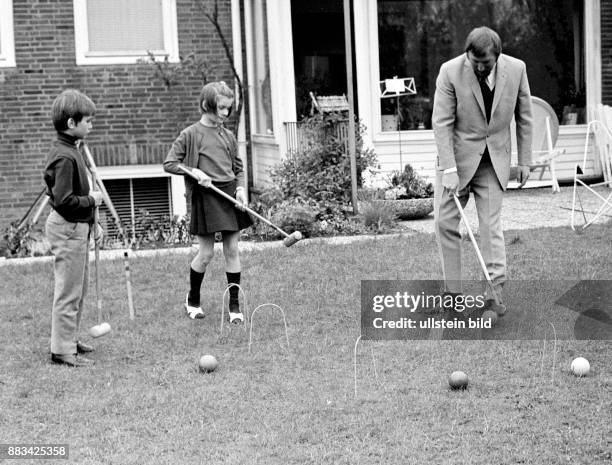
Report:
163,81,252,322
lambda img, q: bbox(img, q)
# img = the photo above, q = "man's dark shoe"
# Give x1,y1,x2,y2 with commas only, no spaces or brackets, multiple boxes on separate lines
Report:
484,298,507,316
51,354,94,367
76,341,94,354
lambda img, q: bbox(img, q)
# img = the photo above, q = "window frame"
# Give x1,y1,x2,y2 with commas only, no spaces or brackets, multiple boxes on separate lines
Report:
72,0,179,65
0,0,16,68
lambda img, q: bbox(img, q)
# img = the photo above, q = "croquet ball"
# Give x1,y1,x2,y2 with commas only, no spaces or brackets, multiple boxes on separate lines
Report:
294,231,303,240
482,310,498,326
570,357,590,377
449,371,468,390
198,355,218,373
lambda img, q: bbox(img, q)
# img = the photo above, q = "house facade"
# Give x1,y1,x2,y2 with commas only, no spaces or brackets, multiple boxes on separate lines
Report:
249,0,612,189
2,0,612,232
0,0,236,232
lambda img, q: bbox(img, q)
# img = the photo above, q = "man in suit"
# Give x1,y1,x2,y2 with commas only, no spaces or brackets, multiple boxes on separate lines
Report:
432,26,533,308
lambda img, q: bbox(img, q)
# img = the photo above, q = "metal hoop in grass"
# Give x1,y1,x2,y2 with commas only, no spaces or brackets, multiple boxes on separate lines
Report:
220,283,249,335
248,303,290,354
353,335,380,399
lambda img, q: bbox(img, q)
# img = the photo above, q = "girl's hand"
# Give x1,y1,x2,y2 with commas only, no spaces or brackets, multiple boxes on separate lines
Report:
235,187,247,211
191,168,212,187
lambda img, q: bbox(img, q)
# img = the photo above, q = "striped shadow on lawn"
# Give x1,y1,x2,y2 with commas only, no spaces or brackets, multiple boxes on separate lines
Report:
0,224,611,464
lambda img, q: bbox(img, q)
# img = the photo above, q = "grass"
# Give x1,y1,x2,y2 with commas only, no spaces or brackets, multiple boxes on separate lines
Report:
1,223,611,464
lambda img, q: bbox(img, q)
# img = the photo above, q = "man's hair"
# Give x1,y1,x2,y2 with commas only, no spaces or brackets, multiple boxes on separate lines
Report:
464,26,502,58
51,89,96,132
199,81,234,116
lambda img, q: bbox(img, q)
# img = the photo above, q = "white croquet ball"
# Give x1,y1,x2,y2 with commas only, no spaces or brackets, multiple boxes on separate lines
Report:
198,355,219,373
570,357,590,377
449,371,469,390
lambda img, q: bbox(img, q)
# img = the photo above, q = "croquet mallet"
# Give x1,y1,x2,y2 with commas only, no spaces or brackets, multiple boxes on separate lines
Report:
453,193,506,315
82,144,135,320
89,205,112,338
178,165,302,247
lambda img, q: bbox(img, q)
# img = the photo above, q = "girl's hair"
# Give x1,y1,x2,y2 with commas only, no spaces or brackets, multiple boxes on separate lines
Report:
199,81,234,116
51,89,96,132
464,26,502,58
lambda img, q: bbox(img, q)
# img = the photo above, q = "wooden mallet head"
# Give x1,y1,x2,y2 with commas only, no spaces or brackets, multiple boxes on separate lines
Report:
283,231,302,247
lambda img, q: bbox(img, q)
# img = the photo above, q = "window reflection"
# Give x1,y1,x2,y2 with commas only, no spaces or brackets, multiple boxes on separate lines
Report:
377,0,585,131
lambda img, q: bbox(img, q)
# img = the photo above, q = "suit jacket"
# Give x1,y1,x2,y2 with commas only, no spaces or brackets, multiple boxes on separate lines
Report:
432,53,533,190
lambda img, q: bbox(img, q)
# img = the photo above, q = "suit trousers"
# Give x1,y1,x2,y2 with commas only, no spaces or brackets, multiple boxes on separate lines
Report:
434,154,506,293
45,209,91,355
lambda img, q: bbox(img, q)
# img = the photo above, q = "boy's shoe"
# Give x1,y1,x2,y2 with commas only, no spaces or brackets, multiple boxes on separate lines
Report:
51,353,94,367
76,341,94,353
185,293,205,319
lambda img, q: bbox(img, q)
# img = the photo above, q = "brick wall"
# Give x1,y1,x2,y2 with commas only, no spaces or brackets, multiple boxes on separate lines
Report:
603,0,612,104
0,0,235,229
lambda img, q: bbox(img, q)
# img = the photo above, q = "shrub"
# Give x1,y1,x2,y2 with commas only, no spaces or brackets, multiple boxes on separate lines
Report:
359,200,397,232
0,222,48,258
257,113,378,237
270,201,319,238
270,113,377,204
103,210,193,250
388,164,434,199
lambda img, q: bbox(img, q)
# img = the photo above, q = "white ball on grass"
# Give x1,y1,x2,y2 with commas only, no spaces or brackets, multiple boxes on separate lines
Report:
198,355,219,373
570,357,590,377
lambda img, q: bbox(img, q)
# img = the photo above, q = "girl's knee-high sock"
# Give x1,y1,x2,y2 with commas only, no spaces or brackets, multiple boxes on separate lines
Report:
189,267,205,305
226,272,241,312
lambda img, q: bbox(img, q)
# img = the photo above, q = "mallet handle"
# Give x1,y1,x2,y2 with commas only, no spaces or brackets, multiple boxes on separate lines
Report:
94,206,102,324
18,188,47,229
177,165,291,238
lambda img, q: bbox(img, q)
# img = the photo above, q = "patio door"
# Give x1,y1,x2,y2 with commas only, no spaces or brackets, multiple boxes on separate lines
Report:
290,0,357,120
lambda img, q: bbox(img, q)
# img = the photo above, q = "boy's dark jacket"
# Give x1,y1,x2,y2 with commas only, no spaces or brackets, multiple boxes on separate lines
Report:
43,132,95,223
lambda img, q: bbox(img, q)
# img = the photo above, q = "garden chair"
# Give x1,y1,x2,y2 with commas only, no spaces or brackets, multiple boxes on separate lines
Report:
509,96,563,192
570,104,612,233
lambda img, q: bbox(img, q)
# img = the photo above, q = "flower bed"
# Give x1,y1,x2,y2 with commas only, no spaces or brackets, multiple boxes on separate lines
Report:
371,198,434,220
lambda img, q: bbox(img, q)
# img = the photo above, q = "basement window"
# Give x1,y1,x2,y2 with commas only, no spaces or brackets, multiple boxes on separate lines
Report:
73,0,179,65
99,177,173,244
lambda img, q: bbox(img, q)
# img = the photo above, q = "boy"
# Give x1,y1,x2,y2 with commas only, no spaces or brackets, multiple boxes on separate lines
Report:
43,89,103,367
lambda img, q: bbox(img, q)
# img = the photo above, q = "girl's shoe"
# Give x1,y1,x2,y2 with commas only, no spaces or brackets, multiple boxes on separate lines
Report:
185,293,205,319
229,311,244,324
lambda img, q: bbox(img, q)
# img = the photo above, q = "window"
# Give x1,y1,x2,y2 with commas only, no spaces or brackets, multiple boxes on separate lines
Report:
73,0,179,65
0,0,16,68
377,0,585,130
100,177,172,241
247,0,274,134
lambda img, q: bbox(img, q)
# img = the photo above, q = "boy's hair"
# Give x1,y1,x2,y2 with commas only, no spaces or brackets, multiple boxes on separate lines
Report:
199,81,234,116
51,89,96,132
464,26,502,58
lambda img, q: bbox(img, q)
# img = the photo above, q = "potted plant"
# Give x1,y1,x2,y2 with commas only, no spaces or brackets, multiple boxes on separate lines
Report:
371,164,434,220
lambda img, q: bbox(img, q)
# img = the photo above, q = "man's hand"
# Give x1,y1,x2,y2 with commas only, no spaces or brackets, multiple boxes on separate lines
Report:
90,190,103,206
442,172,460,196
517,165,530,187
94,222,104,246
190,167,212,187
235,187,247,211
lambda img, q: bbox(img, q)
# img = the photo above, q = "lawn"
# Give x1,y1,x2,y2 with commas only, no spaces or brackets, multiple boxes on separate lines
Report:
1,223,611,464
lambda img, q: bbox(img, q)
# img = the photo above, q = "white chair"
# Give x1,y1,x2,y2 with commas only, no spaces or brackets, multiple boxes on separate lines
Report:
509,96,563,192
570,108,612,233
